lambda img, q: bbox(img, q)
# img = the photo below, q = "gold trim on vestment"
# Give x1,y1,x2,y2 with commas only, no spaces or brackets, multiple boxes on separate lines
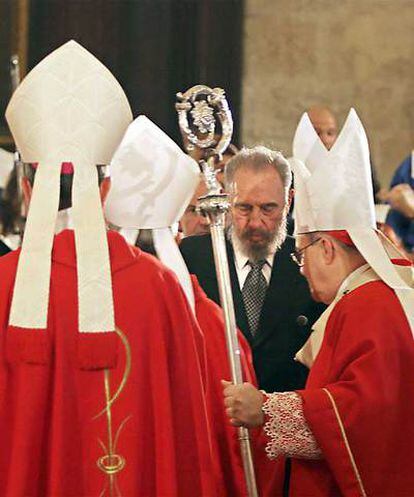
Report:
95,326,132,497
323,388,367,497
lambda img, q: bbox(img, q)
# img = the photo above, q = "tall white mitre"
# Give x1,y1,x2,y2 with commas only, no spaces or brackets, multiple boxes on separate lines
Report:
105,115,200,310
291,108,414,331
5,40,132,366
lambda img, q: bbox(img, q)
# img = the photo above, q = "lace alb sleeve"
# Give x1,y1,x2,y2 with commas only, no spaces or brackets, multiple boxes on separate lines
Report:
262,391,322,460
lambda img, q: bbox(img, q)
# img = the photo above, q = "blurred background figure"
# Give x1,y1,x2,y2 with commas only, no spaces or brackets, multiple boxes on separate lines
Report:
307,105,383,202
307,105,338,150
385,152,414,255
181,129,239,185
178,138,238,239
306,105,407,257
0,147,13,194
0,166,23,255
387,183,414,219
214,142,239,185
179,178,210,237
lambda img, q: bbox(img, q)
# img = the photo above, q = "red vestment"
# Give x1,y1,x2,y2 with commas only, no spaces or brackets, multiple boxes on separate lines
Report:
191,277,282,497
192,276,255,497
0,230,219,497
291,281,414,496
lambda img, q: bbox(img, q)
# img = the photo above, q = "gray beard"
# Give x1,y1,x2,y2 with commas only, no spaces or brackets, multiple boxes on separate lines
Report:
228,215,288,263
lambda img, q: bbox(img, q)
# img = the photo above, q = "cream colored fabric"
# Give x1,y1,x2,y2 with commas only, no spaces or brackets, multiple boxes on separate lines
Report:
291,108,414,333
119,228,139,246
153,228,195,310
292,109,376,234
374,204,390,224
105,115,200,229
5,40,132,332
0,233,20,251
0,148,13,188
105,116,200,310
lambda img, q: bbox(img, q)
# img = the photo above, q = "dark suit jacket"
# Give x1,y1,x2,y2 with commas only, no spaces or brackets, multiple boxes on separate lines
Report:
0,240,11,257
180,234,325,392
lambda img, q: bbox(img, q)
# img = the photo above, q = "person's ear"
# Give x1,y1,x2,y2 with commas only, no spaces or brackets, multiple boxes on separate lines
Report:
99,177,111,204
21,176,32,209
320,236,335,265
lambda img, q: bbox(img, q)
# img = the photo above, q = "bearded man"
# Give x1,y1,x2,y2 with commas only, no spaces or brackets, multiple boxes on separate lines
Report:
180,146,324,392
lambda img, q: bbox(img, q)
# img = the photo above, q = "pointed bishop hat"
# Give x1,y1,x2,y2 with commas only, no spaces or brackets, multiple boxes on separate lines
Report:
5,40,133,367
291,108,413,332
105,115,200,309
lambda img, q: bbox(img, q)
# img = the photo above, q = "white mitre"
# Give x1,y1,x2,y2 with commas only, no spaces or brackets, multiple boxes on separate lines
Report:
5,40,132,366
0,147,13,188
291,108,414,331
105,115,200,310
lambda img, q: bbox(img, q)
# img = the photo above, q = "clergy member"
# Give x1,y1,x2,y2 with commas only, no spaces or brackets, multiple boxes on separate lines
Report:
222,109,414,497
0,41,219,497
105,115,260,497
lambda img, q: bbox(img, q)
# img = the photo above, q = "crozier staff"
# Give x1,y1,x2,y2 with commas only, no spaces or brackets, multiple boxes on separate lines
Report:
176,85,259,497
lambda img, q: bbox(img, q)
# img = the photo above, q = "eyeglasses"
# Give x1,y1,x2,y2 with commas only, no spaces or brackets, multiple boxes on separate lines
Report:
290,238,322,267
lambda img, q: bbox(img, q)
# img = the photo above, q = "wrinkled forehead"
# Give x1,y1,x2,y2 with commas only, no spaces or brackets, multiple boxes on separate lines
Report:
312,119,337,132
232,165,285,199
308,109,337,129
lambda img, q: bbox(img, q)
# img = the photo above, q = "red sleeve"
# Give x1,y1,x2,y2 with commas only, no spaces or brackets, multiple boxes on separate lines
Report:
298,283,414,497
191,275,256,385
190,275,264,497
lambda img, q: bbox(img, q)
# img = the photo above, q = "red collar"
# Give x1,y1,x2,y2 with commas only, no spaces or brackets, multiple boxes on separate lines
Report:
52,229,140,272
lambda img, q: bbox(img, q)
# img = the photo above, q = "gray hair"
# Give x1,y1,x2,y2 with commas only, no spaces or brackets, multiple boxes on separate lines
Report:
224,145,292,199
308,231,359,255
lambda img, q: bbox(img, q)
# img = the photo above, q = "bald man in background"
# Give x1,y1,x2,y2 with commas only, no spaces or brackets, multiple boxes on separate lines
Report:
307,106,338,150
180,178,210,237
306,105,383,202
179,140,238,238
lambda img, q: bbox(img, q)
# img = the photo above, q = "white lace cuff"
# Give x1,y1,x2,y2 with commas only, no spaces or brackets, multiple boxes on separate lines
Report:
262,391,322,460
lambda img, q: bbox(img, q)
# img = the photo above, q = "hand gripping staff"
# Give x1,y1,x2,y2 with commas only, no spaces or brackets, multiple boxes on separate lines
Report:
176,85,259,497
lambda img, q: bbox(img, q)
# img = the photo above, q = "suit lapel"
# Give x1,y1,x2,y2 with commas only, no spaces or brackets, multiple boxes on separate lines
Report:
226,241,252,343
252,240,295,349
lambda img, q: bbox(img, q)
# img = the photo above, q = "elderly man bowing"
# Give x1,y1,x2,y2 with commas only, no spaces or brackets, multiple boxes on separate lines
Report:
223,109,414,497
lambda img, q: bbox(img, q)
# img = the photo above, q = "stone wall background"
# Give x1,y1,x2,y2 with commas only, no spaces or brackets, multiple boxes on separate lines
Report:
241,0,414,185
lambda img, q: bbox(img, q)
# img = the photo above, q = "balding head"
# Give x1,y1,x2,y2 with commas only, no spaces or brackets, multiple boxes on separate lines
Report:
307,106,338,150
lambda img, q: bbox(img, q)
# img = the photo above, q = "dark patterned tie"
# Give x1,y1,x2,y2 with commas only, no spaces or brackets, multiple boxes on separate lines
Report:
242,259,267,336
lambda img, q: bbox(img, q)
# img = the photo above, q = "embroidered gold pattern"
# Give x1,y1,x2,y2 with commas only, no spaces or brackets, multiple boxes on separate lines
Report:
94,327,132,497
323,388,367,497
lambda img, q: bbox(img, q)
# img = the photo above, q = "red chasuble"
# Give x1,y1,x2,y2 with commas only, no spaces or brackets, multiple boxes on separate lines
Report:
0,230,219,497
192,276,256,497
192,277,283,497
291,281,414,497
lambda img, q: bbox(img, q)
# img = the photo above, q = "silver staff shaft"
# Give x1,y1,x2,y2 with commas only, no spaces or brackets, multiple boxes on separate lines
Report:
199,157,259,497
9,54,25,238
209,225,259,497
176,85,259,497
